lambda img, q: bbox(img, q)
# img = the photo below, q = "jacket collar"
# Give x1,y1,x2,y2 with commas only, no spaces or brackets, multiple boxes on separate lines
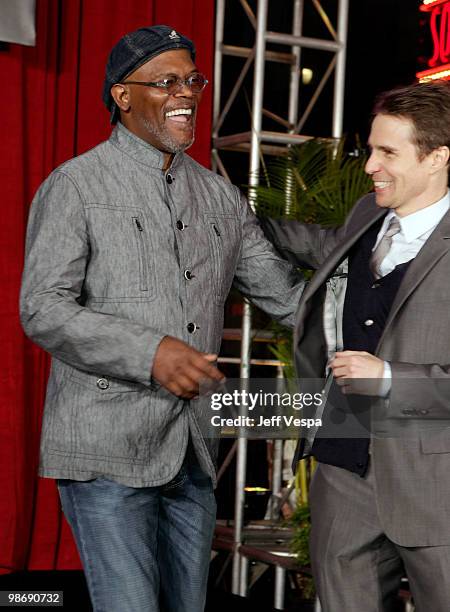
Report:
293,194,385,348
109,122,184,171
307,194,386,293
295,194,450,353
307,194,450,304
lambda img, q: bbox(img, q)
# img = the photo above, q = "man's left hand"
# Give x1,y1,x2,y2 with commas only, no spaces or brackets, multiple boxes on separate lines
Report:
330,351,385,395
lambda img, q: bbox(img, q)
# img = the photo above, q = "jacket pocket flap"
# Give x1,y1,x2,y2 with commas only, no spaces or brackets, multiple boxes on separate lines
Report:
68,367,144,393
421,429,450,454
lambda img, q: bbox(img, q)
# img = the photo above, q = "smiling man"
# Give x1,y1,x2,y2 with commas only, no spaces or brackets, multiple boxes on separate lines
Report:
20,25,304,612
261,81,450,611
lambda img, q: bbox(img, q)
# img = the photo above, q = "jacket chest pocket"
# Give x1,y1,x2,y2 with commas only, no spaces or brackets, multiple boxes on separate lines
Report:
86,206,156,302
206,214,241,304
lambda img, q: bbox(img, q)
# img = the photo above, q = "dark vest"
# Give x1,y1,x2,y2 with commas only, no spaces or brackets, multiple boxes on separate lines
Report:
311,219,412,476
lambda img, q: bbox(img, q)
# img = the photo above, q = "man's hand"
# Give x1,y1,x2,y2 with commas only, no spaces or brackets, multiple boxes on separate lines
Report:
152,336,225,399
330,351,385,395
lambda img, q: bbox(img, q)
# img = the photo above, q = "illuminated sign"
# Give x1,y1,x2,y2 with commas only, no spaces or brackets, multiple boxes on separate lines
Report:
417,0,450,81
420,0,449,11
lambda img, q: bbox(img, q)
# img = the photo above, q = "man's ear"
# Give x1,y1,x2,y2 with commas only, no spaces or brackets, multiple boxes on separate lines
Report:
430,146,450,173
110,84,131,113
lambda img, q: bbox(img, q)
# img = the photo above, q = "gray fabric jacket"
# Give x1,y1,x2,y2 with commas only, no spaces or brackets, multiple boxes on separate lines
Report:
20,123,303,488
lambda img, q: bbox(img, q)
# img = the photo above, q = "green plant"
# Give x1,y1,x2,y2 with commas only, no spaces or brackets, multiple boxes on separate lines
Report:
265,320,296,380
253,137,372,225
289,501,315,600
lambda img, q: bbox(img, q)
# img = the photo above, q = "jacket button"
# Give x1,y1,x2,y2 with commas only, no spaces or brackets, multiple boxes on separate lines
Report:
96,378,109,390
187,322,199,333
184,270,195,280
166,173,174,184
371,283,380,289
176,220,185,231
364,319,374,327
356,462,364,468
402,409,414,415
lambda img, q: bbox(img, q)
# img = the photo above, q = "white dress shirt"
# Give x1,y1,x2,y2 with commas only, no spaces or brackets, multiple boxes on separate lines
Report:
373,191,450,392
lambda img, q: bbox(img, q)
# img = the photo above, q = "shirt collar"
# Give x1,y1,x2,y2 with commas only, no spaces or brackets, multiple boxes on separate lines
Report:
108,122,184,171
383,190,450,243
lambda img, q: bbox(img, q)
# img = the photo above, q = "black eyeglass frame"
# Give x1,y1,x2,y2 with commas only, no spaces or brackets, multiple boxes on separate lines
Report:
119,74,209,95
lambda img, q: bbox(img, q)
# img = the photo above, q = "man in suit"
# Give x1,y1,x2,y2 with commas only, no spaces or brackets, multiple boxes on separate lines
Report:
20,25,303,612
261,81,450,611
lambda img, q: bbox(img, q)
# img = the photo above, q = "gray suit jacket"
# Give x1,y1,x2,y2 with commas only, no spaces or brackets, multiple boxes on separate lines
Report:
20,124,303,488
263,192,450,546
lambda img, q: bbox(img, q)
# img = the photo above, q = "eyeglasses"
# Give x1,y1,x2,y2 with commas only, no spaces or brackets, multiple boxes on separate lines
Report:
121,73,208,95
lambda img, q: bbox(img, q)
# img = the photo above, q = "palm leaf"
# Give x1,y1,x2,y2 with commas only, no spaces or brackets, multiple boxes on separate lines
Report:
254,137,371,227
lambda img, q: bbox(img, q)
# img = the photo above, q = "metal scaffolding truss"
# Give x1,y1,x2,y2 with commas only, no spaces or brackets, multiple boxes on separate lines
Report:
213,0,349,177
212,1,349,608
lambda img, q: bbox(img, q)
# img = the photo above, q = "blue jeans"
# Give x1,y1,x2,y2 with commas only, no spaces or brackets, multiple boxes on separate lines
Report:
57,454,216,612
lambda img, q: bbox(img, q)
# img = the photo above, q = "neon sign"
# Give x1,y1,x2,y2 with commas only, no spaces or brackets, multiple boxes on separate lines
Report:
417,0,450,81
420,0,449,10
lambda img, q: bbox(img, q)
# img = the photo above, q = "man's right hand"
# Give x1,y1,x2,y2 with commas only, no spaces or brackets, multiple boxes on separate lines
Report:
152,336,225,399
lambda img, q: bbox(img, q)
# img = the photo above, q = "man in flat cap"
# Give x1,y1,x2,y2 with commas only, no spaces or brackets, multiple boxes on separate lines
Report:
20,25,303,612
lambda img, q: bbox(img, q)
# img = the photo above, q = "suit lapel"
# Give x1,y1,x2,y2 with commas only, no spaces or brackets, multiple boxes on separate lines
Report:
306,202,386,295
379,210,450,344
294,199,385,345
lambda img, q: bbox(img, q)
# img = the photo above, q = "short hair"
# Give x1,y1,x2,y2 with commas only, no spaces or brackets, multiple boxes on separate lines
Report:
372,81,450,159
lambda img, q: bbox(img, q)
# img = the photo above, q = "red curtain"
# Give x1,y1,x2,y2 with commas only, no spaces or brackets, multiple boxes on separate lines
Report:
0,0,214,572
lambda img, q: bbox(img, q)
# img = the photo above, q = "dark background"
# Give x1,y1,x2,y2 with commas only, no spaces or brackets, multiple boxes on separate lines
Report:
346,0,423,139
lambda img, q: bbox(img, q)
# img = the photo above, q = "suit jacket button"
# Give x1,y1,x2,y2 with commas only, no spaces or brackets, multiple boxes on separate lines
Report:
187,322,199,333
184,270,194,280
176,220,185,231
364,319,374,327
97,378,109,390
166,173,174,184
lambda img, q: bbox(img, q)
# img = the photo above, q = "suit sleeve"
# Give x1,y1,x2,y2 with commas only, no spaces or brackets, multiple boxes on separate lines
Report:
232,191,305,328
258,195,371,269
258,216,341,269
20,171,165,386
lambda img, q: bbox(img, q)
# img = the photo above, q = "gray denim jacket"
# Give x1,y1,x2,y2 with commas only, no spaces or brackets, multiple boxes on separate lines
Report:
20,123,304,487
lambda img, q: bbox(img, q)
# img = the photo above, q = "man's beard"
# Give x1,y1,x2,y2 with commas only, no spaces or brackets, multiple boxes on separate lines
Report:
140,117,195,153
